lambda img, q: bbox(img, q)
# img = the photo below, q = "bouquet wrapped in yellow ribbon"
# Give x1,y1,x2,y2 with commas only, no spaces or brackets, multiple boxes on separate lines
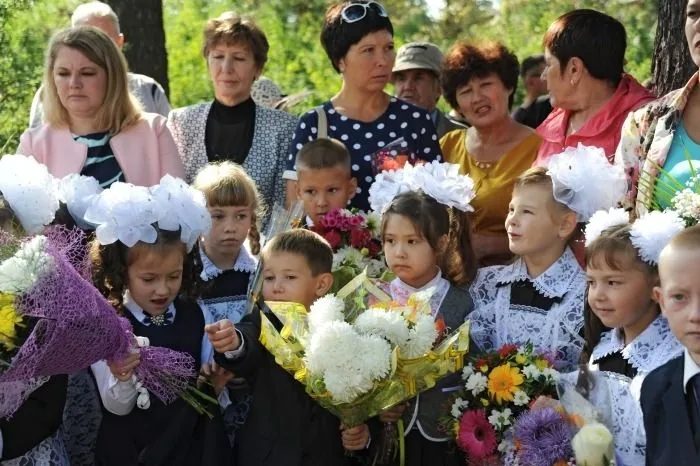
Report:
258,271,470,428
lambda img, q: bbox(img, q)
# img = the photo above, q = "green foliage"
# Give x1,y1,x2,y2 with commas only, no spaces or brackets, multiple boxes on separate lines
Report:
0,0,659,150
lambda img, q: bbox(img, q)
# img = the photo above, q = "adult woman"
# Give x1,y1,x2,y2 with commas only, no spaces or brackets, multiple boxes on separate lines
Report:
535,9,654,166
440,41,540,266
18,26,184,188
616,0,700,217
284,1,441,211
168,12,297,213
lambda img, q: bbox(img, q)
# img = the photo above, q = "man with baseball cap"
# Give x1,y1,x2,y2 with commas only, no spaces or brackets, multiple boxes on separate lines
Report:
392,41,465,138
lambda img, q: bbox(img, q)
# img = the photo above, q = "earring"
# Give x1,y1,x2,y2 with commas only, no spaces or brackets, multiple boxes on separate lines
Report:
570,79,576,87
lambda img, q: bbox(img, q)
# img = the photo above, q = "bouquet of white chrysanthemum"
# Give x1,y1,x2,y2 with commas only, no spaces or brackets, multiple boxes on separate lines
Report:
258,272,470,427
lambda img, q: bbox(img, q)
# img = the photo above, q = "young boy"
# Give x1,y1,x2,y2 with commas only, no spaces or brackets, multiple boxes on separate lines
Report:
205,229,369,465
644,225,700,465
295,138,358,227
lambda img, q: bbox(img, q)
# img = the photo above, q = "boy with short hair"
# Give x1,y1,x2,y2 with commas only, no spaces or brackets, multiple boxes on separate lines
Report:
644,225,700,465
295,139,358,227
205,229,369,465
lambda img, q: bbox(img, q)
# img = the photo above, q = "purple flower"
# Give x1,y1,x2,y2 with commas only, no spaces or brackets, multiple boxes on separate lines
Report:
514,408,574,466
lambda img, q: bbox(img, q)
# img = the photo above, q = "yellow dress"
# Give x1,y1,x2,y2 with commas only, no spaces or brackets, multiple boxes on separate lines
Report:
440,129,541,238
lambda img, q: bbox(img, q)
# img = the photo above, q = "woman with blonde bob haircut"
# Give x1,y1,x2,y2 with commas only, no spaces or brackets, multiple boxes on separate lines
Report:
18,26,184,188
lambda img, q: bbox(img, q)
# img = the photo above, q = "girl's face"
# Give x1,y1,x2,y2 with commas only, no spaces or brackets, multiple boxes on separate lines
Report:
383,213,442,288
127,244,184,316
202,205,253,261
587,252,659,340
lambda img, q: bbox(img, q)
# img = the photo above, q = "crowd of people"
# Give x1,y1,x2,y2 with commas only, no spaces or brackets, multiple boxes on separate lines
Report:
2,0,700,464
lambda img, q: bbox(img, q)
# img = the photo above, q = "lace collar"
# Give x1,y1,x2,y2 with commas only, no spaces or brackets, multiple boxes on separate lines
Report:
389,270,451,317
123,290,177,324
591,314,683,373
495,247,582,298
199,241,258,281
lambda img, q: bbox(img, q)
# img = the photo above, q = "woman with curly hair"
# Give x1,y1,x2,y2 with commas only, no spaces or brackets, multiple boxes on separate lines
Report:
440,41,541,266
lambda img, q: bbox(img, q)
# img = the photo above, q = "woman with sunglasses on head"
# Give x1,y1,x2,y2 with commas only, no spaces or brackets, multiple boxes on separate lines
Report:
284,1,442,213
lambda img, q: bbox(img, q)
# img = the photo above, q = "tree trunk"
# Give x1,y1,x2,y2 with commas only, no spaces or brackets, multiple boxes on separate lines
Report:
106,0,169,97
651,0,695,96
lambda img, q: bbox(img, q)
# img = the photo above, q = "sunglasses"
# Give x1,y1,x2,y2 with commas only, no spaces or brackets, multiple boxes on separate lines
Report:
341,1,389,23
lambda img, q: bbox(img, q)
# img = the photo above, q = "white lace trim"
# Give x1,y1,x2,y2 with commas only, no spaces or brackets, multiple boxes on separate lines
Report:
469,248,586,371
389,270,450,317
494,247,582,298
591,315,683,373
199,241,258,281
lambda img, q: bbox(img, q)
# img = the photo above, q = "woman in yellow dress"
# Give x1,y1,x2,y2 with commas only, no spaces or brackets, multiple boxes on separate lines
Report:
440,41,541,265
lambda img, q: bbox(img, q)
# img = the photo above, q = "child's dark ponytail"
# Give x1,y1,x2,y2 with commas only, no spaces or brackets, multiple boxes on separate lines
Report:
446,208,477,287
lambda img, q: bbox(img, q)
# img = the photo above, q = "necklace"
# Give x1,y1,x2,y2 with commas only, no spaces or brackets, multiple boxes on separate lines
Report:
473,159,494,170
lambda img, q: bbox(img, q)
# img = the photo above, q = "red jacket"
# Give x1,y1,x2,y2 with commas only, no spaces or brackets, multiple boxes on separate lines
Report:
535,75,655,166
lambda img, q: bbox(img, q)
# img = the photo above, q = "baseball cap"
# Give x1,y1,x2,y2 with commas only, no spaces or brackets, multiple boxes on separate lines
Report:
392,42,444,76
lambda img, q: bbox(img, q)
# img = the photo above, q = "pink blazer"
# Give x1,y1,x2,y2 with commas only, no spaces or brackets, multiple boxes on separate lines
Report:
17,113,185,186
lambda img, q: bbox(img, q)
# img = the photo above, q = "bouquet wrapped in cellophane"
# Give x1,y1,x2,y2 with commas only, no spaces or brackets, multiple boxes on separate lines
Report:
257,271,470,427
0,226,211,418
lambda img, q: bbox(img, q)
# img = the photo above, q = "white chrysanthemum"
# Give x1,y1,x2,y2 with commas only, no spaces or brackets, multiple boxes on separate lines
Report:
466,372,488,396
308,295,345,333
365,211,382,237
354,308,410,346
401,312,438,358
58,174,103,230
584,208,630,246
541,368,559,381
546,144,627,222
513,390,530,406
305,321,391,403
335,246,365,268
150,175,212,250
630,210,686,264
366,259,386,278
488,408,513,429
0,154,60,233
522,364,541,379
0,236,54,293
462,364,474,380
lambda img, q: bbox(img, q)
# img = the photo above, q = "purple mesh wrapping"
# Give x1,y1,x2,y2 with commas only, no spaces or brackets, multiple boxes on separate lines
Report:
0,228,196,418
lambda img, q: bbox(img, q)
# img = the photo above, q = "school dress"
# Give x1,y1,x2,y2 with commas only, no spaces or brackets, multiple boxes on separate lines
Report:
199,243,257,445
388,273,473,466
0,376,69,466
92,294,231,466
586,315,682,465
469,247,586,371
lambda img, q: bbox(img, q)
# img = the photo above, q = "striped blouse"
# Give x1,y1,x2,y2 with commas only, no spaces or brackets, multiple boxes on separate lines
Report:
73,132,125,188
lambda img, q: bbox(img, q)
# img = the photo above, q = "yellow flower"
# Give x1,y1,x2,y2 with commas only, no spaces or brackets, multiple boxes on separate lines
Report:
360,247,369,257
535,358,550,370
480,364,489,373
515,354,527,365
480,398,489,407
0,294,22,351
488,363,525,404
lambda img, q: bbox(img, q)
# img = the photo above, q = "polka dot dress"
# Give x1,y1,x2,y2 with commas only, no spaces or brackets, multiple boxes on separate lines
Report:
284,98,442,211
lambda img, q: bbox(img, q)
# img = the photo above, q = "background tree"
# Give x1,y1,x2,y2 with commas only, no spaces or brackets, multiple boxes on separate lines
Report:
106,0,169,95
651,0,695,96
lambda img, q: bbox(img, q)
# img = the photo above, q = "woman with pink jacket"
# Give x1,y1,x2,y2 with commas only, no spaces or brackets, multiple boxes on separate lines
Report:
18,26,184,188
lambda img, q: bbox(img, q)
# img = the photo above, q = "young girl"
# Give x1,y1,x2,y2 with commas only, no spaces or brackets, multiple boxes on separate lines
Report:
581,209,684,465
193,161,263,443
377,190,476,466
86,181,231,466
469,147,627,371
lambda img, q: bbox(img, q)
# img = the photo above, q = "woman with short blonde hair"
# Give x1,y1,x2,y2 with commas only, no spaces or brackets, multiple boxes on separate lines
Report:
18,26,184,187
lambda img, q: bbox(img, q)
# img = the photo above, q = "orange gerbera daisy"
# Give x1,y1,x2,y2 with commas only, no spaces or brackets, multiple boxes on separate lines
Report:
487,363,524,404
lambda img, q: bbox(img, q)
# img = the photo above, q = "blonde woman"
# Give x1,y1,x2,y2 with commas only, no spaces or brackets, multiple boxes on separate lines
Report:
18,26,184,188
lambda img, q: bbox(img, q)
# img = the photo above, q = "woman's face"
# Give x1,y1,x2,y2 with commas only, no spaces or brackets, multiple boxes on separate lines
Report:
455,73,511,128
208,42,260,105
53,46,107,120
542,48,573,109
686,0,700,68
338,29,395,93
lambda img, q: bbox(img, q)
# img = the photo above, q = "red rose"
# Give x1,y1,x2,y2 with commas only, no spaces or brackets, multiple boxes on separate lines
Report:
324,230,342,249
350,228,372,248
368,240,382,258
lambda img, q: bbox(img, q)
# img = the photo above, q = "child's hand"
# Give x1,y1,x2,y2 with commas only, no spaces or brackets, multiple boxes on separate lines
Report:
379,402,407,423
200,361,234,394
340,423,369,451
107,352,140,382
205,319,240,353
